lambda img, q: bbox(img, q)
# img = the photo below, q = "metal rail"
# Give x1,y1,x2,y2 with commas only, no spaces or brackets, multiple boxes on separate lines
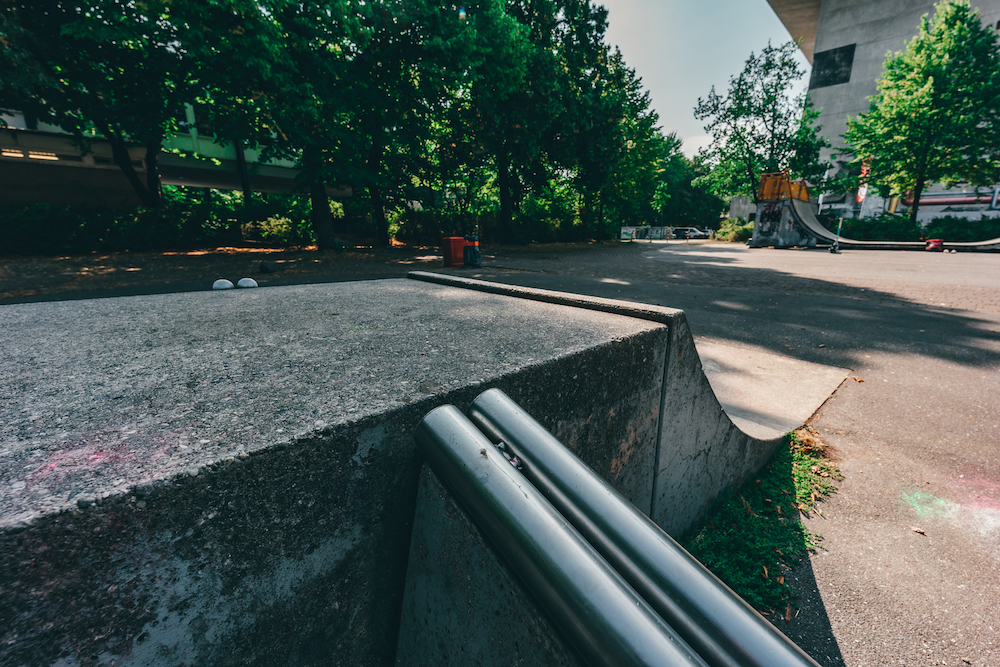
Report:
468,388,821,667
413,405,708,667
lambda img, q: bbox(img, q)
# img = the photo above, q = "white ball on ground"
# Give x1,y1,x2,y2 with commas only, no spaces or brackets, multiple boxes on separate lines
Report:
237,277,259,288
213,279,235,290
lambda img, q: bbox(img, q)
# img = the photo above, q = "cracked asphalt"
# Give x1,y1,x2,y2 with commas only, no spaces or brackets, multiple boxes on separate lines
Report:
448,240,1000,667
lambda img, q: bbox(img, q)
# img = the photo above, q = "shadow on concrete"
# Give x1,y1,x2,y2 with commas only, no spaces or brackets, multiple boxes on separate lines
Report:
463,246,998,374
0,273,404,305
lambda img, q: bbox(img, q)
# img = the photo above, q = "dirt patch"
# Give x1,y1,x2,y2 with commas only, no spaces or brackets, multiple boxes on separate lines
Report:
0,244,445,301
0,240,636,302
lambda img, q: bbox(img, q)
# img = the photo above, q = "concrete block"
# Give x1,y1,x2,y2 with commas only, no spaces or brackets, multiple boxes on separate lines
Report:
406,273,785,537
395,466,583,667
0,279,666,666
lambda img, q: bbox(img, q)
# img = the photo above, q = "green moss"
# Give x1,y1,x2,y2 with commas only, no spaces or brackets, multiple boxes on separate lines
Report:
680,428,841,613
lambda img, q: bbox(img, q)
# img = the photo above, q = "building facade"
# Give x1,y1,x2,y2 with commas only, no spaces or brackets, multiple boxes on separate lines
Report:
767,0,1000,220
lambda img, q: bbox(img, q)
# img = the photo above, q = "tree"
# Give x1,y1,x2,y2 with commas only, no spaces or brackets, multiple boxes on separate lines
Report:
844,0,1000,224
593,51,664,235
654,133,726,228
1,0,197,207
694,41,829,204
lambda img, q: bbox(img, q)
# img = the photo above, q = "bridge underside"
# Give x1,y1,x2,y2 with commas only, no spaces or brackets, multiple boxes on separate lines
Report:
0,129,350,207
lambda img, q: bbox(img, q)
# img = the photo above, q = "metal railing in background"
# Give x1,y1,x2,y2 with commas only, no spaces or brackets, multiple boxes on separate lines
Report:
466,388,821,667
413,405,709,667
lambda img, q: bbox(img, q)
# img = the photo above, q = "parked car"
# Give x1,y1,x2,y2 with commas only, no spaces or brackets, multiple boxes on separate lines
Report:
671,227,710,239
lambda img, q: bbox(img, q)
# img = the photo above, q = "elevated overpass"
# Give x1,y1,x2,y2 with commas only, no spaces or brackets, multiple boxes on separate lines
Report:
0,111,350,207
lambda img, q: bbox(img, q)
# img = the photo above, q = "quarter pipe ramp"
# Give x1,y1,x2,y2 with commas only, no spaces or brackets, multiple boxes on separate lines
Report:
751,196,1000,251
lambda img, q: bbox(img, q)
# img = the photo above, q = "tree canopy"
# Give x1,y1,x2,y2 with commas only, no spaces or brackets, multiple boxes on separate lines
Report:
0,0,719,245
844,0,1000,223
694,41,829,204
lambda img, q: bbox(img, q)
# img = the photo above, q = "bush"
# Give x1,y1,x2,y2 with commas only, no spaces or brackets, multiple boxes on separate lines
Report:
836,212,923,242
516,182,577,243
0,201,229,255
717,216,754,242
241,215,314,246
922,215,1000,242
0,186,323,256
393,210,496,243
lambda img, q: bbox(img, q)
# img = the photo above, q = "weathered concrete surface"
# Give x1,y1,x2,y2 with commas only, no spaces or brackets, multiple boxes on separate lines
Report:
395,466,584,667
0,280,667,666
439,242,1000,667
697,341,850,441
407,272,787,536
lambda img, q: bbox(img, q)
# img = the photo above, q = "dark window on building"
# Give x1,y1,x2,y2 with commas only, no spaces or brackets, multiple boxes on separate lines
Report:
809,44,856,89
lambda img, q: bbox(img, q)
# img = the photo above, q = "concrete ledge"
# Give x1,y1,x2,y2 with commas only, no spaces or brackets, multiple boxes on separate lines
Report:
2,272,815,665
406,271,786,535
1,280,667,665
395,465,583,666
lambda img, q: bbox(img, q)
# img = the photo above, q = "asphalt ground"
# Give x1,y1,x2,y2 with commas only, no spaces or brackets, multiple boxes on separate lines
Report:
3,240,998,665
451,241,1000,667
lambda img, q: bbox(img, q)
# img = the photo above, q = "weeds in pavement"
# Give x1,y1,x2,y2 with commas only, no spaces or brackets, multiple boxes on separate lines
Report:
680,427,842,614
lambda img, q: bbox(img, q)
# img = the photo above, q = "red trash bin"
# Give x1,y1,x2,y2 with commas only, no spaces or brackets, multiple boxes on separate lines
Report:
442,236,466,267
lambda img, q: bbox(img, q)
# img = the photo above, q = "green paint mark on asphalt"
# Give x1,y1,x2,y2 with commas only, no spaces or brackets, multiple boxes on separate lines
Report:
901,491,958,520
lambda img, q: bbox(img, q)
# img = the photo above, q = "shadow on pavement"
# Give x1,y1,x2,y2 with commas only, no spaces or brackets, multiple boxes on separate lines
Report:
772,554,848,667
463,246,999,373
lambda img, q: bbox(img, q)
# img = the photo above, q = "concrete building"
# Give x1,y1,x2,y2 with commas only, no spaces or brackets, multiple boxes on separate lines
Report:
766,0,1000,220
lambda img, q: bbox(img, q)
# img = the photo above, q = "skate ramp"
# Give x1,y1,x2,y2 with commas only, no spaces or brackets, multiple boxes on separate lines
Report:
752,196,1000,250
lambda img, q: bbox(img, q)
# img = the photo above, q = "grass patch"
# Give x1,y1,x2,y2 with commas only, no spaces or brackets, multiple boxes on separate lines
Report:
680,427,842,615
717,216,754,242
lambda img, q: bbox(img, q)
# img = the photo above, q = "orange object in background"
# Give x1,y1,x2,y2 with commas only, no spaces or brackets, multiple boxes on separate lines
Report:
757,170,810,202
442,236,466,267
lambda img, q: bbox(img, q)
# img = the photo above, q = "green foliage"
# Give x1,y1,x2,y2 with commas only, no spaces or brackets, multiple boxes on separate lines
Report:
655,134,727,228
835,212,924,242
844,0,1000,223
0,187,320,255
3,0,686,249
717,217,754,243
694,41,830,203
517,178,580,242
681,430,841,613
923,215,1000,241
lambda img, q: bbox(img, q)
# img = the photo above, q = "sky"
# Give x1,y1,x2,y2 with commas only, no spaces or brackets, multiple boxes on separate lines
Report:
598,0,812,157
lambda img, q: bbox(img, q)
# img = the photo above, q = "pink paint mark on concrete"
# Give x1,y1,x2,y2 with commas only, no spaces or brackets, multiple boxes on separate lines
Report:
957,475,1000,493
26,429,172,488
954,475,1000,512
968,496,1000,512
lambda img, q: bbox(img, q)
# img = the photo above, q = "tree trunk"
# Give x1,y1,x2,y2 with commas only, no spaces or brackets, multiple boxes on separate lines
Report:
746,158,760,206
366,140,390,247
233,141,253,206
144,141,164,206
909,170,926,227
303,143,336,250
369,183,389,247
105,130,159,207
597,189,606,241
497,143,514,241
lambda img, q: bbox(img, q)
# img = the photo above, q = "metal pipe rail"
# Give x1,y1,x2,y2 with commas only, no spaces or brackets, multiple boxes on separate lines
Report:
468,388,820,667
413,405,709,667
